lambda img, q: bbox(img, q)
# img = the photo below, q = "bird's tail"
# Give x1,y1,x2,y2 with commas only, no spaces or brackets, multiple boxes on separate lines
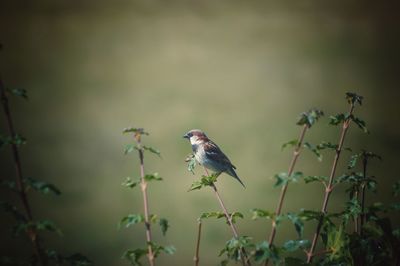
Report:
226,168,246,188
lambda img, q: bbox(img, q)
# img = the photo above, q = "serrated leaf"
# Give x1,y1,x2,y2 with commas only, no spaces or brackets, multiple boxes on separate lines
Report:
124,144,137,154
186,154,196,174
351,116,369,133
296,108,324,127
119,214,144,228
24,177,61,195
317,141,338,151
148,242,176,257
329,113,347,126
297,209,322,221
123,127,149,135
159,218,169,236
287,213,304,238
303,175,328,184
14,220,62,236
303,142,322,161
219,236,253,262
188,181,203,191
346,92,363,106
281,139,298,151
142,146,161,157
252,241,282,264
122,248,147,266
250,209,275,220
282,239,310,252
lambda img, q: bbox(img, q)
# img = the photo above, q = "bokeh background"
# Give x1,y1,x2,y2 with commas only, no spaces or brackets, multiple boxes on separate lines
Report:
1,0,399,265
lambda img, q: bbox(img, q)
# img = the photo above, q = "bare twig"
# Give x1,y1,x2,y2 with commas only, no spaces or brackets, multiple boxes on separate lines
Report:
134,133,155,266
265,124,308,265
306,104,355,263
0,76,47,266
193,219,202,266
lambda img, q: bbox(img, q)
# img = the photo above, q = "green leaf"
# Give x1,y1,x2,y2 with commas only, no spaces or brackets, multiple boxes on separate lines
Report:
342,198,361,224
287,213,304,238
297,209,322,221
119,214,144,228
123,127,149,135
124,144,137,154
144,173,162,182
316,141,339,151
219,236,253,262
348,153,360,169
24,177,61,196
393,228,400,239
329,113,347,126
351,116,369,133
274,172,303,187
0,201,27,222
46,250,92,266
296,108,324,127
303,175,328,184
303,142,322,161
252,241,282,264
186,154,196,174
345,92,363,106
200,211,243,224
390,202,400,211
122,177,140,189
281,139,298,151
14,220,62,236
282,239,310,252
159,218,169,236
7,88,28,99
250,209,275,220
122,248,147,266
0,179,18,192
143,145,161,157
148,242,176,257
188,173,219,191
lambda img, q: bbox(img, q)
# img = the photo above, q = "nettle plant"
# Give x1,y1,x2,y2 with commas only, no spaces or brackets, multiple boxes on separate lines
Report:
185,93,400,266
120,127,175,266
0,81,91,266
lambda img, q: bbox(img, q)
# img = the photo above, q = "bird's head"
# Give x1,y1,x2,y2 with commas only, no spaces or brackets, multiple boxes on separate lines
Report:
183,129,208,144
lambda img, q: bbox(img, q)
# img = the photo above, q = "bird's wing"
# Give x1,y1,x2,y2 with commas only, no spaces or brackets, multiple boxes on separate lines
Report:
204,141,235,168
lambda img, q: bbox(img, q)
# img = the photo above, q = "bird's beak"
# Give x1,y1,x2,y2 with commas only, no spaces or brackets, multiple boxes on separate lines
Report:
183,133,189,139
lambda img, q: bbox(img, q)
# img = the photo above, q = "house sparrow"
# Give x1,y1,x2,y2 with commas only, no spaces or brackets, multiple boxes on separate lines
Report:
183,129,245,187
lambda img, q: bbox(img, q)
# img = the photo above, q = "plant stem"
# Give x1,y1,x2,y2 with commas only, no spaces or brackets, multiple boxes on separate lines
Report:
360,153,368,235
264,124,308,266
135,135,155,266
193,219,202,266
203,167,250,266
354,189,359,234
306,104,355,263
0,77,47,266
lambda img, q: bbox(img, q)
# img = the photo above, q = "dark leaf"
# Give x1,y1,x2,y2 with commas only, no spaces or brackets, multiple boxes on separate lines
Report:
351,116,369,133
252,241,282,264
303,175,328,184
345,92,363,106
159,218,169,236
122,248,147,266
219,236,253,262
14,220,62,236
393,180,400,197
7,88,28,99
329,113,347,126
144,173,162,182
303,142,322,161
123,127,149,135
287,213,304,238
281,139,298,151
296,108,324,127
24,177,61,195
0,201,26,222
282,239,310,252
122,177,140,189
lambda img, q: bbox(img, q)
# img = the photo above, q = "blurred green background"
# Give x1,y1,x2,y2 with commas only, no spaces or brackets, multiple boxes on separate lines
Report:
1,0,399,265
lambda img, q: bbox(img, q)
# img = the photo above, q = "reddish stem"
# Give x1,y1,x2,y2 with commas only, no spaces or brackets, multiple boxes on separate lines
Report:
0,77,46,265
306,105,355,263
193,219,202,266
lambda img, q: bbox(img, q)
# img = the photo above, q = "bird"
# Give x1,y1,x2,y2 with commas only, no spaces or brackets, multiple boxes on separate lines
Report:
183,129,245,187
